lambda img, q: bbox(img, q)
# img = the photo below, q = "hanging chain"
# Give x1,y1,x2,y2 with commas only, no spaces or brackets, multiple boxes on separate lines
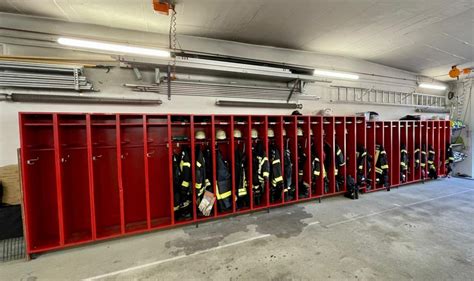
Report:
169,3,177,80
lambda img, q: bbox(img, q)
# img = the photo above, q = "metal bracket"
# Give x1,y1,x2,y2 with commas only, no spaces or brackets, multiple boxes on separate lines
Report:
26,157,39,165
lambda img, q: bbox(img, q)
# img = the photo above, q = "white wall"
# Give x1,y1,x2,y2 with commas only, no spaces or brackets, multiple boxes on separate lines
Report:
0,14,449,166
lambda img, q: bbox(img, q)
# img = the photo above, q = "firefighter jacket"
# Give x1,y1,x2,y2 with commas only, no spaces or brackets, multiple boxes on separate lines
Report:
400,144,409,182
269,145,284,201
420,144,427,169
195,146,207,203
323,143,332,194
234,146,248,198
216,149,232,210
414,147,421,169
427,145,438,179
445,143,454,175
252,142,269,198
334,144,346,192
375,145,389,187
284,141,293,196
298,143,309,197
173,147,192,214
356,145,367,186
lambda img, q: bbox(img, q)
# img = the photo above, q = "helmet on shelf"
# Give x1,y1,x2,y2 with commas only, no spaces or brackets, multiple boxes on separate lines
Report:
216,129,227,140
297,127,304,136
251,128,258,139
195,130,206,140
268,128,275,138
233,129,242,138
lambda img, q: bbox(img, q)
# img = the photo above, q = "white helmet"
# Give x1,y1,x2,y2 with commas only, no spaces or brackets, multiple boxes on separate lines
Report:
251,128,258,139
233,129,242,138
268,128,275,138
216,129,226,140
297,127,304,137
195,130,206,140
310,129,314,136
282,128,287,136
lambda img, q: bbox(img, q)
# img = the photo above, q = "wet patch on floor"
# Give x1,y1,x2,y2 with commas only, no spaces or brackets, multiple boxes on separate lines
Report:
252,205,313,238
165,217,251,256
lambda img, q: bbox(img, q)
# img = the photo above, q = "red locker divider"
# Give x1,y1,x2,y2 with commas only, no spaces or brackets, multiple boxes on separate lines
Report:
19,113,451,255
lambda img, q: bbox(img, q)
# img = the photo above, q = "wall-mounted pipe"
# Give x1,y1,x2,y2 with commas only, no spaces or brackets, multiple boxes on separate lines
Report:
216,99,302,109
1,93,162,105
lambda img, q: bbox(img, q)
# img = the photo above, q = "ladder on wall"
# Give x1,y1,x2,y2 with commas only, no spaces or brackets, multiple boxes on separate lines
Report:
330,86,447,109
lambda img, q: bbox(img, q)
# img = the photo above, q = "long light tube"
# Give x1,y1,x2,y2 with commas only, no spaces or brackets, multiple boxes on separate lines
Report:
57,37,170,58
313,69,359,80
419,83,447,91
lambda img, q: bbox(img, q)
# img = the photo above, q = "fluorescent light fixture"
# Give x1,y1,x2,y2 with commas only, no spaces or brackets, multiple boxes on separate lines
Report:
57,37,170,58
313,69,359,80
418,83,446,91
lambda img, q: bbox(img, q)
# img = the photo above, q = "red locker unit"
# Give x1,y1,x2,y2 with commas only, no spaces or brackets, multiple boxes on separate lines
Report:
19,113,450,255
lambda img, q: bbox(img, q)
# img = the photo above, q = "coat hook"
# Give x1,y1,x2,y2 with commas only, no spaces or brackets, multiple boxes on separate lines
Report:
26,157,39,165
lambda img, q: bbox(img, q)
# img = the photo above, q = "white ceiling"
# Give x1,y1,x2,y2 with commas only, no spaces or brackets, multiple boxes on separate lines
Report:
1,0,473,79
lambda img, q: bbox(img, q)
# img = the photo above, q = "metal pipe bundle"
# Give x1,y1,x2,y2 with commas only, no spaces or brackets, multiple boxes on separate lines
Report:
0,60,94,91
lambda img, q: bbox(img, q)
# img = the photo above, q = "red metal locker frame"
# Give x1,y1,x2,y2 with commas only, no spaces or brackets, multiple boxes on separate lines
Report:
407,122,415,183
268,115,284,206
20,114,453,256
334,117,346,193
323,117,336,195
355,117,366,191
310,116,324,198
383,121,392,188
366,121,376,192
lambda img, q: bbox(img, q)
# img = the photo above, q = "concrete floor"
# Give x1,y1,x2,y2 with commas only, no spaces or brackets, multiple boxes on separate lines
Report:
1,178,473,280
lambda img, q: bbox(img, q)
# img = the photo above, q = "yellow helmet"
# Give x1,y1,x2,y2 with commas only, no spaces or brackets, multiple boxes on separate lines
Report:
233,129,242,138
251,128,258,139
216,129,226,140
195,130,206,140
268,128,275,138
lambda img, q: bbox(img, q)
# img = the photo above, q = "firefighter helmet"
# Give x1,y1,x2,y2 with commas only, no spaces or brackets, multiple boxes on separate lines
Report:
233,129,242,138
310,129,314,136
216,129,227,140
282,128,287,136
268,128,275,138
195,130,206,140
297,127,304,136
251,128,258,139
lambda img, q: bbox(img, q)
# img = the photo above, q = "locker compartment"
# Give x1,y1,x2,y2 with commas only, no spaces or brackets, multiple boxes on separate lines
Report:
375,121,386,189
58,114,92,244
407,122,415,182
170,115,194,223
268,116,284,205
384,122,393,186
283,116,297,202
214,115,234,216
310,116,324,197
421,121,429,180
146,116,172,228
366,121,376,191
427,121,436,180
296,116,311,199
323,117,336,194
20,114,60,251
251,116,269,209
233,116,251,212
345,117,357,190
356,117,367,191
193,115,215,220
414,122,422,181
391,122,401,187
120,116,148,232
334,117,346,193
440,121,449,176
90,116,122,238
433,121,441,176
